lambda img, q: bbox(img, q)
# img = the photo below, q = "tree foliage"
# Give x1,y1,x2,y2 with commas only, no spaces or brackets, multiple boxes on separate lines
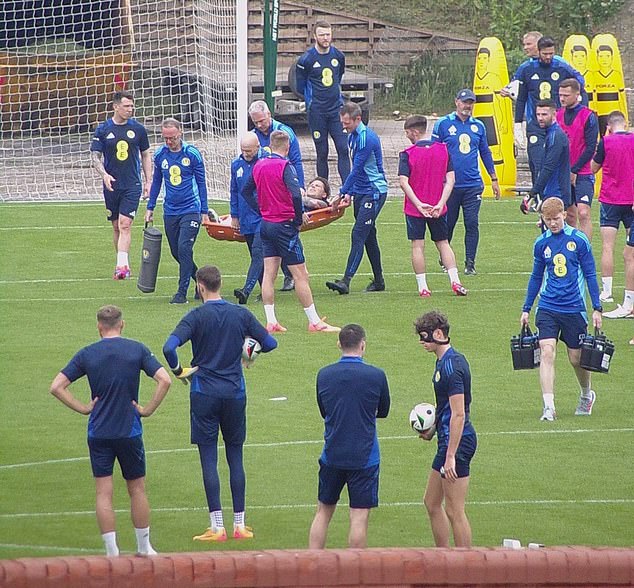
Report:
472,0,626,50
377,0,625,113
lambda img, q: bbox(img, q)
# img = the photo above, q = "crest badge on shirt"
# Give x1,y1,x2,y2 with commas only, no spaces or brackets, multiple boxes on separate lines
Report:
551,72,560,81
434,370,441,383
127,130,136,139
471,124,478,133
331,58,339,67
567,241,576,251
182,157,190,167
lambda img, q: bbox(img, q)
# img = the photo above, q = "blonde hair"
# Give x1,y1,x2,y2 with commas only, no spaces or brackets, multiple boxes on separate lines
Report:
541,197,564,217
523,31,543,42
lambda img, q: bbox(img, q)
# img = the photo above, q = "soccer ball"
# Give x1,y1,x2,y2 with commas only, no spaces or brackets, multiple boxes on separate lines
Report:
242,337,262,363
409,402,436,433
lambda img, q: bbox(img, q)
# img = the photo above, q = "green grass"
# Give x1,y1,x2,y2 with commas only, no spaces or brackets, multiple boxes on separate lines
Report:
0,199,632,558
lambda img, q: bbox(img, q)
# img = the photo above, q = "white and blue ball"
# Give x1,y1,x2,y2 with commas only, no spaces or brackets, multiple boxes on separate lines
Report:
409,402,436,433
242,337,262,363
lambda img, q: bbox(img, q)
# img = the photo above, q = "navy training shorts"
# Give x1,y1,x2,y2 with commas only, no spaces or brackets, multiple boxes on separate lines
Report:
88,435,146,480
317,460,379,509
536,308,587,349
432,433,477,479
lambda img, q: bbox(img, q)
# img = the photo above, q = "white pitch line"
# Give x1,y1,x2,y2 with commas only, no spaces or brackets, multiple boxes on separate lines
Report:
0,201,107,208
0,270,538,285
2,429,633,471
0,220,537,231
0,289,544,302
2,498,633,521
0,225,113,231
0,543,102,553
0,199,518,209
0,295,178,302
0,274,245,285
483,427,634,436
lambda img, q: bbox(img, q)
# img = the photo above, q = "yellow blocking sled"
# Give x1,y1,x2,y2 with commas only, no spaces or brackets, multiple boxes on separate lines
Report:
562,35,594,107
590,33,628,136
472,37,516,198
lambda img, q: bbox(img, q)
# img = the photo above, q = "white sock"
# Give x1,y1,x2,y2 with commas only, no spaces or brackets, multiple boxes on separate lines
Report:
447,268,460,284
264,304,278,325
623,290,634,311
415,273,428,292
102,531,119,556
543,393,555,411
234,511,245,528
304,303,320,325
116,251,129,267
211,510,224,530
580,385,592,400
601,277,612,296
135,526,153,554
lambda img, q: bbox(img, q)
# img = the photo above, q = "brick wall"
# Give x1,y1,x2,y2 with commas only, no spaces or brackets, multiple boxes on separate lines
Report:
2,547,634,587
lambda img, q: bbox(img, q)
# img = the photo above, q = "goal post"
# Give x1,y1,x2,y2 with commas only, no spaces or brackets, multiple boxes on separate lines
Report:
0,0,244,203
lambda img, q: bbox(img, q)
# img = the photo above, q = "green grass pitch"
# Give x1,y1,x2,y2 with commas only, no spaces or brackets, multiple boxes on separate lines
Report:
0,198,632,557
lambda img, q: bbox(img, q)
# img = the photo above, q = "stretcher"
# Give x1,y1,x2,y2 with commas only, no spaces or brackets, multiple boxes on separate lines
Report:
203,202,349,242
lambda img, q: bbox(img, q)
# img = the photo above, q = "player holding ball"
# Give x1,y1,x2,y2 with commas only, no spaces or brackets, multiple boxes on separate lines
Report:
415,310,476,548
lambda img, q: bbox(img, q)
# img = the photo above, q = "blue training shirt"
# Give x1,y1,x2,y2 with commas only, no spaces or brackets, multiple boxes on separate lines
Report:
510,55,568,120
514,57,587,124
61,337,162,439
532,122,571,200
166,300,277,398
295,46,345,113
90,118,150,190
432,347,476,447
230,152,262,235
339,122,388,196
147,141,208,216
523,223,602,315
253,122,305,188
432,112,496,189
316,356,390,469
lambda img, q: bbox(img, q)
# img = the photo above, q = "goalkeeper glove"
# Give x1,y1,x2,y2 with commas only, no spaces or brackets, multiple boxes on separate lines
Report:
520,192,543,215
513,122,526,150
172,365,199,385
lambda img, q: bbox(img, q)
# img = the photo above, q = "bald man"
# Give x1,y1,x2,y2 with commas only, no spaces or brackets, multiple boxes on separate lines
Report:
501,32,542,100
230,133,265,305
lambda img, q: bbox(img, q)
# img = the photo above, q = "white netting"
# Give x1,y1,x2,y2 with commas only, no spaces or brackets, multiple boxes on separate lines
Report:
0,0,238,202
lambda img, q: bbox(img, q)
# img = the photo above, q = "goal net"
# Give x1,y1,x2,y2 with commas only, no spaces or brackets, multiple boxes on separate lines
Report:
0,0,239,203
